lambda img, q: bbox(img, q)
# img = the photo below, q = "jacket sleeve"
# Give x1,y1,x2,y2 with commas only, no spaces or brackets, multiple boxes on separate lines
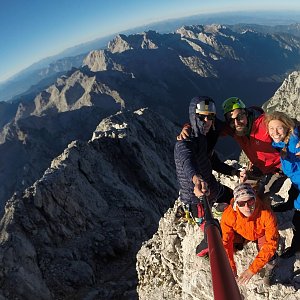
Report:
220,123,234,137
210,150,236,176
290,128,300,154
221,209,237,275
248,211,279,274
174,140,200,182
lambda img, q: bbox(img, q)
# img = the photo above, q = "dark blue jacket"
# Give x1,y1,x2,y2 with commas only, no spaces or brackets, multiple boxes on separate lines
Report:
174,98,234,205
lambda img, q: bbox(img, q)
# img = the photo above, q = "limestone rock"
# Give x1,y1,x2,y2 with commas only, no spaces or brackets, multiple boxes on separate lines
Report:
137,173,300,300
108,31,159,54
263,71,300,118
82,50,124,72
0,108,179,299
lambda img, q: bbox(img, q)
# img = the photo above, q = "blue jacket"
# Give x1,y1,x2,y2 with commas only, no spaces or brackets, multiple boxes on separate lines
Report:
174,97,234,205
272,127,300,209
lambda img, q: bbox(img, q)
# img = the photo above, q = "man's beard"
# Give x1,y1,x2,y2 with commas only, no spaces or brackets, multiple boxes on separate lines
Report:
235,125,248,136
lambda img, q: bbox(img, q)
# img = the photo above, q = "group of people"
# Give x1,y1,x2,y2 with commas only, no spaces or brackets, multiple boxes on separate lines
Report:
174,95,300,285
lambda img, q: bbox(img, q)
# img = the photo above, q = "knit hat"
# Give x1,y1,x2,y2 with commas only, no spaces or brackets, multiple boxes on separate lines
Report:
233,183,256,211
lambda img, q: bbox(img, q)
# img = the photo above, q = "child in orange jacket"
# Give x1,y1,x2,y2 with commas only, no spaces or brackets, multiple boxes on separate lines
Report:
220,183,279,285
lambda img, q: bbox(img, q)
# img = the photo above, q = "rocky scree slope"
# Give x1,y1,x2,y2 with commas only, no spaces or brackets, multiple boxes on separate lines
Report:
137,174,300,300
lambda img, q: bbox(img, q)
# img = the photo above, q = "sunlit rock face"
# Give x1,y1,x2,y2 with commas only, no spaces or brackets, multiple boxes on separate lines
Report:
263,71,300,118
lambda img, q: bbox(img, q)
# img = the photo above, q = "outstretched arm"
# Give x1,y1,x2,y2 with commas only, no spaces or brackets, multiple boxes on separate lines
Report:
248,211,278,275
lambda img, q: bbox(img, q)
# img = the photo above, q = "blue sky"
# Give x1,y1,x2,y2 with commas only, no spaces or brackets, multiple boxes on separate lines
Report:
1,0,300,83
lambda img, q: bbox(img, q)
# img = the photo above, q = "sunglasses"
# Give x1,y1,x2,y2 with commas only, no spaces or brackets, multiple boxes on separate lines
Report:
226,112,247,124
236,198,255,207
197,114,215,121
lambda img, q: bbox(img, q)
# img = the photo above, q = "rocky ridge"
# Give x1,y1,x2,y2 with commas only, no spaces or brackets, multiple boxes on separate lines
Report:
263,71,300,117
0,68,125,212
0,105,120,214
0,108,179,299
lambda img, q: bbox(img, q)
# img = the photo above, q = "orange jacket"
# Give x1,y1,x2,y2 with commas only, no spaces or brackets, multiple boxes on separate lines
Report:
220,198,278,274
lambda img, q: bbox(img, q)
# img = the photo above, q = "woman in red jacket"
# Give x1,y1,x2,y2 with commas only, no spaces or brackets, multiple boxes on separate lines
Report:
220,183,279,285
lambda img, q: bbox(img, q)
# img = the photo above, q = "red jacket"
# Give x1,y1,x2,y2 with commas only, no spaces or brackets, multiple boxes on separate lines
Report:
220,198,278,275
222,113,281,174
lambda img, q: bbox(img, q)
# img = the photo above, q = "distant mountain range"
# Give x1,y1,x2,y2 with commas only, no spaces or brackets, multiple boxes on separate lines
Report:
1,10,300,102
0,23,299,213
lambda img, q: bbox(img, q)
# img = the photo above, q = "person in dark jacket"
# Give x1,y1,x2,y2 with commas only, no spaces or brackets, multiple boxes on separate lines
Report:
174,96,244,257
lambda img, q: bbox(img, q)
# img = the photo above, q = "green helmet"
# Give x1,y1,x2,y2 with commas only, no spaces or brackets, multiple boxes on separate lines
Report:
222,97,246,115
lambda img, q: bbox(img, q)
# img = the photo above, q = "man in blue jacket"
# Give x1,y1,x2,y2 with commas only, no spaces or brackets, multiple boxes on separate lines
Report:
174,96,243,257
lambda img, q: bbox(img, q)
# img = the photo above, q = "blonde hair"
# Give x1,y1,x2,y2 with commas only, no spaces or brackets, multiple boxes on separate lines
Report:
265,111,295,158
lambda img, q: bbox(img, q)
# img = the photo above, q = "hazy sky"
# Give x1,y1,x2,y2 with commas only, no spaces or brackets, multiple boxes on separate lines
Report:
1,0,300,82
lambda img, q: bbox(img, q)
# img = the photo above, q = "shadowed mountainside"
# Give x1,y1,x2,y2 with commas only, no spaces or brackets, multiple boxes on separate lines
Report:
0,108,179,299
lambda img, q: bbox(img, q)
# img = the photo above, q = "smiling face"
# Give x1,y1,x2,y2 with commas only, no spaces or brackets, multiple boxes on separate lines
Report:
268,119,288,143
225,108,248,135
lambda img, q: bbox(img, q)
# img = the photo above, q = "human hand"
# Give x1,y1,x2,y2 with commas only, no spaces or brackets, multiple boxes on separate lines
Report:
177,125,191,140
192,175,209,197
237,269,254,285
239,168,247,183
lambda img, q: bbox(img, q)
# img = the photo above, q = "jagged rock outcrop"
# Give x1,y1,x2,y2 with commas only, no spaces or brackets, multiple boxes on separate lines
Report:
263,71,300,117
0,69,126,212
82,50,124,72
137,173,300,300
0,105,121,215
0,108,179,299
29,70,124,117
9,69,125,121
177,24,240,61
0,54,85,102
108,31,160,54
